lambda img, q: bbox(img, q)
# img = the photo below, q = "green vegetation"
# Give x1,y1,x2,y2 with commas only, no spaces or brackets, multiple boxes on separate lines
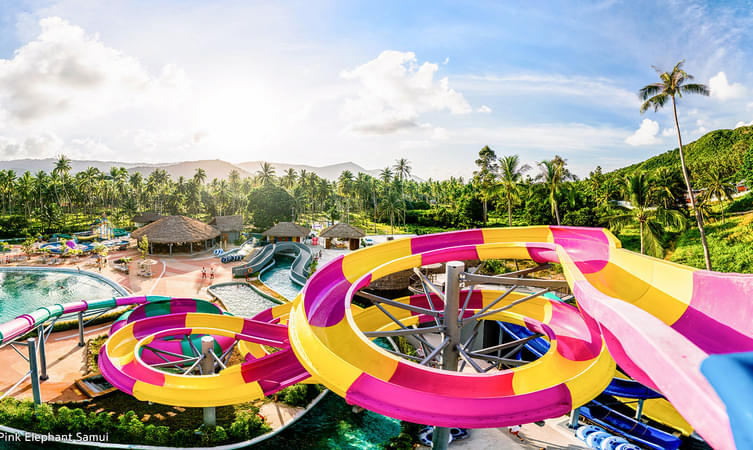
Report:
0,396,270,447
272,383,325,408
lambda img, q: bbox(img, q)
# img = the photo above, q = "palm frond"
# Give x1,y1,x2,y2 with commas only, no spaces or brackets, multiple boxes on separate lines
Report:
640,93,669,113
638,83,664,100
682,83,710,96
643,220,665,257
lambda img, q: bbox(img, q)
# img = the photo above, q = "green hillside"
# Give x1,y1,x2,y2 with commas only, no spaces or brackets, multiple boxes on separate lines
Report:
609,125,753,183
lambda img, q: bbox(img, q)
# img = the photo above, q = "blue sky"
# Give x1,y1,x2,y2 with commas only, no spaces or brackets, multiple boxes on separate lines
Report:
0,0,751,178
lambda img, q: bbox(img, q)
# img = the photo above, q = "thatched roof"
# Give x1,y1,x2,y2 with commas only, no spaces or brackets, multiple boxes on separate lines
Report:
319,223,365,239
261,222,310,238
131,215,220,244
133,212,163,224
209,215,243,232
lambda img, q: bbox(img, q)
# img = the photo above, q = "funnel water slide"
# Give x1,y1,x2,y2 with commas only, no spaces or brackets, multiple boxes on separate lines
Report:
289,226,748,449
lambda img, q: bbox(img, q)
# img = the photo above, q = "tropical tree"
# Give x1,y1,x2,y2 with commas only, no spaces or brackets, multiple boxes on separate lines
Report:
536,156,572,225
256,162,276,185
473,146,499,225
639,60,711,269
608,172,686,256
499,155,530,226
700,169,736,224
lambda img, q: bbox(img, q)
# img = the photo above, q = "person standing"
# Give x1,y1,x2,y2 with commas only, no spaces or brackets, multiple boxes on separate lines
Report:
201,266,207,279
210,266,215,281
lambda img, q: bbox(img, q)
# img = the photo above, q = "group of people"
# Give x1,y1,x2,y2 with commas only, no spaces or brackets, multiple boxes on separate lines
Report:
201,266,215,280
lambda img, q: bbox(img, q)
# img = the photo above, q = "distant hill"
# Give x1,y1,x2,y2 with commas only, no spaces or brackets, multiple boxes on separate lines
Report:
128,159,253,181
609,125,753,180
238,161,382,180
0,157,391,181
0,158,153,174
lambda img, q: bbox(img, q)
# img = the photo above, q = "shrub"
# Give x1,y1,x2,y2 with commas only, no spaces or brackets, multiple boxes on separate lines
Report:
228,408,271,441
726,192,753,213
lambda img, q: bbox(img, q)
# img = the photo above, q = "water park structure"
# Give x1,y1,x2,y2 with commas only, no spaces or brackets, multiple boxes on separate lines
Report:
0,225,751,449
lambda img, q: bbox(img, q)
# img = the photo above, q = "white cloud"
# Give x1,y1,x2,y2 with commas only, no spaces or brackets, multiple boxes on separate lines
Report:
457,73,640,110
477,105,492,113
443,57,450,65
709,72,746,101
661,127,675,137
340,50,471,135
0,17,187,125
625,119,660,146
735,120,753,128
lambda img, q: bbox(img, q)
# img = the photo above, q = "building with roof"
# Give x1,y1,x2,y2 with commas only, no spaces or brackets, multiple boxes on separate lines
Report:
261,222,310,243
319,222,365,250
131,215,220,255
133,212,164,228
209,215,244,243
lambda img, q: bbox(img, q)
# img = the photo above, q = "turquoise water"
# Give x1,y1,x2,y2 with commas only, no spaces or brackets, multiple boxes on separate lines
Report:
253,392,402,450
209,283,279,317
260,256,303,300
0,270,124,323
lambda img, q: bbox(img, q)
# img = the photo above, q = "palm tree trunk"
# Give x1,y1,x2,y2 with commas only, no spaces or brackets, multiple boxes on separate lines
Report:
720,196,725,224
672,96,711,270
640,221,644,254
553,198,561,225
483,199,488,225
507,197,512,227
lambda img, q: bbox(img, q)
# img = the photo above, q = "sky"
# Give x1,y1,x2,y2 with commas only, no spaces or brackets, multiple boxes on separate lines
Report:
0,0,752,179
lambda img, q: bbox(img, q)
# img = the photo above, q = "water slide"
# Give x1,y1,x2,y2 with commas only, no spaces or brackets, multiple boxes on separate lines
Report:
5,226,752,449
215,238,256,261
499,320,693,438
231,241,312,285
578,400,681,450
287,226,751,449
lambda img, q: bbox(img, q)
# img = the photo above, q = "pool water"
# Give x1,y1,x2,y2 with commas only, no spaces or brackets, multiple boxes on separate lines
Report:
0,269,125,323
254,392,401,450
260,256,303,301
209,283,280,317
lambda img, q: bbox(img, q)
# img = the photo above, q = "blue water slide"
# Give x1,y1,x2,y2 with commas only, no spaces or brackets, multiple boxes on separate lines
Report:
701,351,753,449
579,401,681,450
496,321,550,357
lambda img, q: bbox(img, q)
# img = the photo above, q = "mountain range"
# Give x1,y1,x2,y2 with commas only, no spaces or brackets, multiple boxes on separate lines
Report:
0,158,381,181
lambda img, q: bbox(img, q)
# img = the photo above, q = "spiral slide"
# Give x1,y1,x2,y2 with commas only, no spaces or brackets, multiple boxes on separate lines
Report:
288,226,752,450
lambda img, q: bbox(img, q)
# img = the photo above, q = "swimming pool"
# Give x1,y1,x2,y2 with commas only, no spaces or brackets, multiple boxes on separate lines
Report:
208,282,281,316
260,256,303,301
0,268,127,324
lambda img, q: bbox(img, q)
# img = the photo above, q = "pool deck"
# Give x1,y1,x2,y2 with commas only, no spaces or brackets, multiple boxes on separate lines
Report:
0,244,236,403
0,242,589,449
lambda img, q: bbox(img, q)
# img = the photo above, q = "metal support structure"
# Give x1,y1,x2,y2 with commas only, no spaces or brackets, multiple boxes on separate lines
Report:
635,398,645,421
569,407,581,429
27,338,41,406
77,311,85,347
432,261,464,450
201,336,216,426
36,325,48,381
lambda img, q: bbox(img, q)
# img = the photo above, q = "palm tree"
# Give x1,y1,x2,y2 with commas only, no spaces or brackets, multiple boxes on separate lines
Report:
379,188,403,235
256,162,276,185
193,168,207,185
281,168,298,190
639,60,711,269
473,146,499,225
536,156,572,225
392,159,411,226
338,170,355,223
700,169,735,224
608,173,686,256
379,167,393,184
499,155,530,226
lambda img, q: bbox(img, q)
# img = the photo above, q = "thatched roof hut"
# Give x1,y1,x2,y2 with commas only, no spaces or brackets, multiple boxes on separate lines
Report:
319,222,366,250
261,222,310,242
131,215,220,254
133,212,163,226
209,215,243,232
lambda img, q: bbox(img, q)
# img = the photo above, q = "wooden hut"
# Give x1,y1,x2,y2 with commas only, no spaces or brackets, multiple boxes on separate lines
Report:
319,223,365,250
261,222,310,243
209,215,244,243
131,215,220,255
